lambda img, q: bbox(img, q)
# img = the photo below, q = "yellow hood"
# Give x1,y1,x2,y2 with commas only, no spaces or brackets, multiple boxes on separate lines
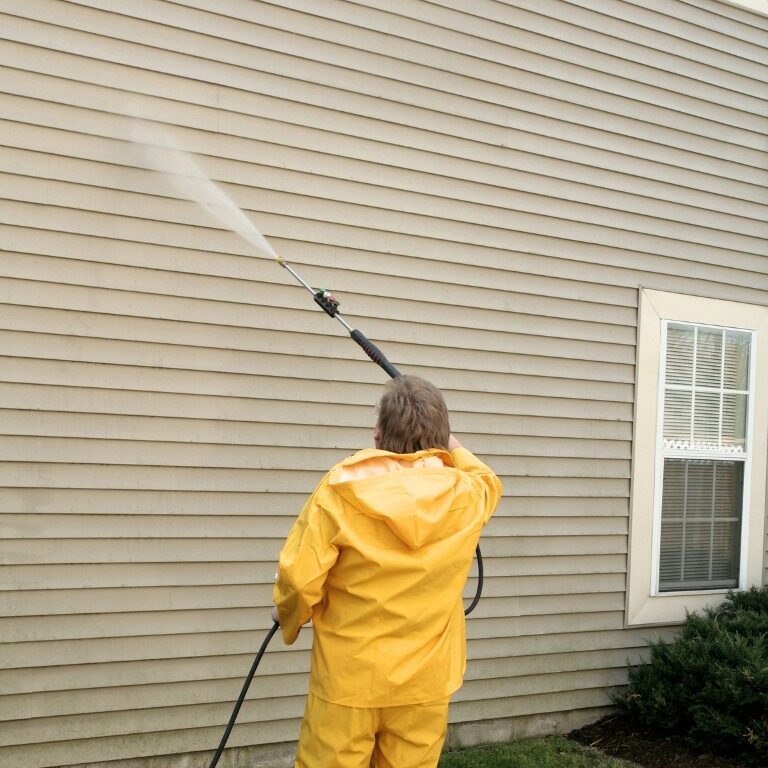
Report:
329,449,462,549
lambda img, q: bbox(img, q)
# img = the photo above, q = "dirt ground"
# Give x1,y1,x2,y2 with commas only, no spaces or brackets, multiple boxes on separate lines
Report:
568,714,756,768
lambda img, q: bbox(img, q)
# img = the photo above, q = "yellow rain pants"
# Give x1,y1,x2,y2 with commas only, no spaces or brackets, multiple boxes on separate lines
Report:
294,692,450,768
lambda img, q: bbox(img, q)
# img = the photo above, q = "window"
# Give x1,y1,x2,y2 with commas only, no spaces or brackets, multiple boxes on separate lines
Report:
626,290,768,627
656,323,752,593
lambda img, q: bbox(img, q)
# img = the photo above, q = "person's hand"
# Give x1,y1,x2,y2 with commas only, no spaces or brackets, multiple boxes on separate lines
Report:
448,434,462,450
271,605,279,625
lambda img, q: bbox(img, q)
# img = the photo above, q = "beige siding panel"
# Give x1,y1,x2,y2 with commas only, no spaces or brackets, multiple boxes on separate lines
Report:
1,0,766,765
7,140,768,274
0,410,631,457
6,1,766,146
0,487,310,517
3,200,768,308
0,224,643,314
2,534,624,569
178,0,768,98
1,552,628,591
0,331,636,385
0,259,639,342
2,66,767,210
3,105,768,228
588,0,768,44
2,648,633,731
4,168,765,267
3,668,627,741
0,687,614,768
0,489,627,522
0,49,764,201
551,0,768,52
2,604,624,645
0,587,625,624
0,438,629,477
0,382,635,421
2,140,766,255
0,290,636,362
3,624,659,673
2,464,629,496
2,639,641,696
1,564,623,595
73,0,768,115
361,0,767,79
0,355,636,403
3,654,633,739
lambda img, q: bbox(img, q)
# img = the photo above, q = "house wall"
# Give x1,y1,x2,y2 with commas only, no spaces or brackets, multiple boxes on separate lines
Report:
0,1,766,766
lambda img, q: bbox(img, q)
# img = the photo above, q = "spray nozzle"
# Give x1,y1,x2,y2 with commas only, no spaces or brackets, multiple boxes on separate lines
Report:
314,289,340,317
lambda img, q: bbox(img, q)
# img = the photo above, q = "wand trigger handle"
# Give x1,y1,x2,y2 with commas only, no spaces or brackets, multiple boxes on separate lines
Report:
350,329,400,379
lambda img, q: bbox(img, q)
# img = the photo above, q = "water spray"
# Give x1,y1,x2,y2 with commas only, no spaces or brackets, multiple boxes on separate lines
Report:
130,121,483,766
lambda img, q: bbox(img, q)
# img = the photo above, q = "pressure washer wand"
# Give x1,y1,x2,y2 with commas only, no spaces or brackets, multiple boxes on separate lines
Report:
276,257,483,615
278,257,400,379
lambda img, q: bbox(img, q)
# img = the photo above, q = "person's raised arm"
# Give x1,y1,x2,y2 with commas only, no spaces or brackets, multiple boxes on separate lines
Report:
448,434,502,524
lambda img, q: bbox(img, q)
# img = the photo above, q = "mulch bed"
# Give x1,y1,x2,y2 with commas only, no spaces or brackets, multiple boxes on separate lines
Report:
569,713,752,768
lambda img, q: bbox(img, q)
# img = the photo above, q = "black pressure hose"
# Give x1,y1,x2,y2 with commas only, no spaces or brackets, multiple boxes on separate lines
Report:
208,621,279,768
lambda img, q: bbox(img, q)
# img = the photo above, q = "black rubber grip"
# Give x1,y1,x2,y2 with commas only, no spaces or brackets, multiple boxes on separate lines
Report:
350,329,400,379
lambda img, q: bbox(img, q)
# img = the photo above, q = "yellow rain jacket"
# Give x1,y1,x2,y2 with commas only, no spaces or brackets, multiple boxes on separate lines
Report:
273,445,502,707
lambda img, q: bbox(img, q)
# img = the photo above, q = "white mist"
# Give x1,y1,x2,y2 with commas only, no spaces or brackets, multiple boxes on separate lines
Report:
130,120,280,262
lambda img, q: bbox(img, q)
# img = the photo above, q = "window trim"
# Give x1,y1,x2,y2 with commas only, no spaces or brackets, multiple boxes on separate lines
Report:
626,289,768,627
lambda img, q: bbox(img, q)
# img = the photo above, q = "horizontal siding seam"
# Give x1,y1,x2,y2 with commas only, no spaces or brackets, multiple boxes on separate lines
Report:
418,0,768,56
681,0,768,27
0,252,642,315
4,64,766,192
69,0,768,120
3,175,767,262
0,224,748,304
2,12,766,153
3,115,767,222
209,0,768,95
585,0,768,50
0,310,637,363
0,273,664,326
621,0,768,32
0,383,635,412
5,135,768,232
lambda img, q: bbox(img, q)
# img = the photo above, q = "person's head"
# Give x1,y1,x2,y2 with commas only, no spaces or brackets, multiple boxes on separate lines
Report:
374,375,450,454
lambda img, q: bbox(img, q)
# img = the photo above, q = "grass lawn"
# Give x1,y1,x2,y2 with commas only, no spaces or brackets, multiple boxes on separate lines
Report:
438,735,641,767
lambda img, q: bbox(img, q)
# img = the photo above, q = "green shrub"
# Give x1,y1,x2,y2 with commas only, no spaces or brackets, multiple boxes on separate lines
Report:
613,585,768,766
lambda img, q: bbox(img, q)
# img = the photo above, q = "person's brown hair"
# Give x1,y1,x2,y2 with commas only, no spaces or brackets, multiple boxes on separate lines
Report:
376,375,450,454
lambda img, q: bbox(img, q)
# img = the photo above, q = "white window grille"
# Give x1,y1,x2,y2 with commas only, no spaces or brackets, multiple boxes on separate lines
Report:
655,322,753,593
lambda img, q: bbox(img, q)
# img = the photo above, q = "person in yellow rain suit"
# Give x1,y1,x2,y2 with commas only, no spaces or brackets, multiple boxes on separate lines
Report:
273,375,502,768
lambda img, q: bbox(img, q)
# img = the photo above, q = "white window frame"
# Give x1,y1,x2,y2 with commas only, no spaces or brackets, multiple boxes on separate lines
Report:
626,289,768,627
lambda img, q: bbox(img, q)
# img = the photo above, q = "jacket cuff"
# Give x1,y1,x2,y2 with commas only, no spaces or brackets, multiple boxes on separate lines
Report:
272,583,300,645
450,445,486,471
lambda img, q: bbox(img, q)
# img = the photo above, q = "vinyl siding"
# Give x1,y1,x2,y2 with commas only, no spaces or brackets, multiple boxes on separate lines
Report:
0,0,766,765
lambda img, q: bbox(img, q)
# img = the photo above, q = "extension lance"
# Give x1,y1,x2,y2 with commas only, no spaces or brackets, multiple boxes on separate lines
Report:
207,257,484,768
